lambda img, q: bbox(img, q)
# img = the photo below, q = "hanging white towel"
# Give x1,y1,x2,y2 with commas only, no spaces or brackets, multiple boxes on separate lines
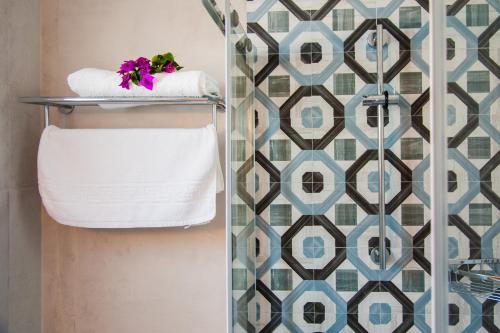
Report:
67,68,220,109
38,125,223,228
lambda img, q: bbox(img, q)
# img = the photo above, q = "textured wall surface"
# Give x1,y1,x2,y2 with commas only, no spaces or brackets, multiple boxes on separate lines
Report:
241,0,499,332
0,0,42,332
40,0,230,332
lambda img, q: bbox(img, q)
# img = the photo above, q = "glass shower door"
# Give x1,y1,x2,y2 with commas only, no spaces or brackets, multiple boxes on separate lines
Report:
226,1,256,332
443,0,500,332
246,0,433,332
345,15,430,332
239,0,497,331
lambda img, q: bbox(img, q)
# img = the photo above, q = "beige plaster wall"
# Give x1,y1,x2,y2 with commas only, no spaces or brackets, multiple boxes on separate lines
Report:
0,0,42,332
40,0,235,332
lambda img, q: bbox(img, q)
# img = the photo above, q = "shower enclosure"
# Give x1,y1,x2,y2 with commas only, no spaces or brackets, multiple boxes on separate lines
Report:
221,0,498,332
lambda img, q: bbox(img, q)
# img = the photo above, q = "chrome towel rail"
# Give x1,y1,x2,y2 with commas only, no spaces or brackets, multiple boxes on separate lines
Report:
18,96,225,129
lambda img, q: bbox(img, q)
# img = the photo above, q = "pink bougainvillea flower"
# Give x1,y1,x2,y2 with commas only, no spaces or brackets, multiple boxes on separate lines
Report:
117,52,181,90
139,67,151,76
164,62,176,73
135,57,150,70
119,60,136,74
119,74,131,90
139,74,154,90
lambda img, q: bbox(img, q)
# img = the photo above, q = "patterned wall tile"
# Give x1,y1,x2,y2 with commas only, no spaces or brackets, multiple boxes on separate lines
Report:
399,6,422,29
244,0,500,332
467,70,491,93
268,11,290,33
466,4,490,27
444,11,499,329
333,8,355,31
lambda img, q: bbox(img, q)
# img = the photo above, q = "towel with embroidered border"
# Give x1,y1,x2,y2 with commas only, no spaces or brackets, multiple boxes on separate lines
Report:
38,125,223,228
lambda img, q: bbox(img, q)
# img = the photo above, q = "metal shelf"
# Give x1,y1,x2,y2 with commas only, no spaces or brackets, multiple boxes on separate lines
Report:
449,259,500,302
18,96,225,109
18,96,225,128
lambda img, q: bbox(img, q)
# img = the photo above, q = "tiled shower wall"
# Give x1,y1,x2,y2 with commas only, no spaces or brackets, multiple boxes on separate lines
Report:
445,1,499,332
231,2,258,332
236,0,500,332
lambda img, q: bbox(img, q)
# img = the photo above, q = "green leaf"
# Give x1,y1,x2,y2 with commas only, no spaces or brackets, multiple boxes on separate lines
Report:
151,55,160,63
130,71,140,85
164,52,174,61
172,60,183,70
147,52,182,74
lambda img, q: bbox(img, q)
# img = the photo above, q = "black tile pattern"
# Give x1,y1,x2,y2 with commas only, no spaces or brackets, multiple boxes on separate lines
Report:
346,150,412,214
449,304,460,326
300,42,322,64
281,215,346,280
245,0,500,331
256,281,282,332
302,171,324,193
303,302,325,324
280,86,344,150
347,281,414,332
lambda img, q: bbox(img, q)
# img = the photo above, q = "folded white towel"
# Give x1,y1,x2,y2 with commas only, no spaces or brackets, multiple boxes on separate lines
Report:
67,68,220,108
38,125,223,228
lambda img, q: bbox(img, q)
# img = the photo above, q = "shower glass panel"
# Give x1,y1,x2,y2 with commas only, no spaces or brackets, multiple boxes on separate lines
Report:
226,2,256,332
444,0,500,332
246,0,432,331
241,0,498,331
374,4,434,332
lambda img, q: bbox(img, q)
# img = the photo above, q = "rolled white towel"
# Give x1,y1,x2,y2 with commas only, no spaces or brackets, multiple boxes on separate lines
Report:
67,68,220,108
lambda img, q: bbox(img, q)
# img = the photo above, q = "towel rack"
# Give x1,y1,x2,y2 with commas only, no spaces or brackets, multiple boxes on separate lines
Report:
18,96,225,129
